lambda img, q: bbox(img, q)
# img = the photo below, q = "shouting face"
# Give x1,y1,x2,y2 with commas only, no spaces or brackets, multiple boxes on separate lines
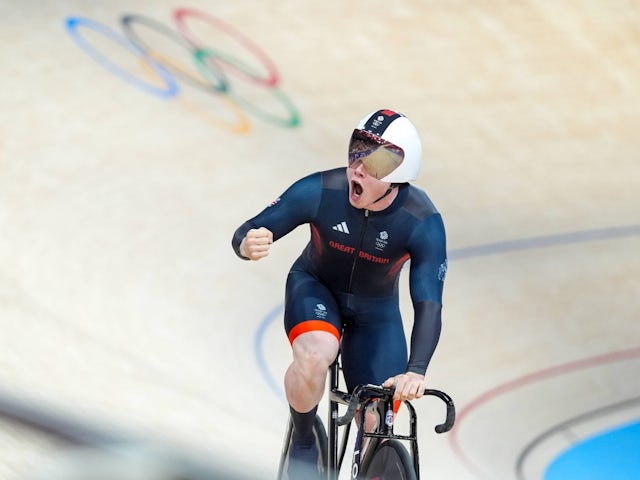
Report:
346,163,397,211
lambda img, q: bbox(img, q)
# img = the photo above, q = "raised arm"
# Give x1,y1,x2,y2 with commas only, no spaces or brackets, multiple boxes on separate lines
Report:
231,172,323,260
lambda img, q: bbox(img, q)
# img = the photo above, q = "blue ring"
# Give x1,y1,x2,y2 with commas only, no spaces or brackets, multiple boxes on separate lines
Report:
64,16,178,99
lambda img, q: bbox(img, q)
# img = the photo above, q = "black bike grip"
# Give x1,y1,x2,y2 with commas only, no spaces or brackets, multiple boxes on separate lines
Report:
334,384,376,426
434,399,456,433
423,389,456,434
335,397,358,426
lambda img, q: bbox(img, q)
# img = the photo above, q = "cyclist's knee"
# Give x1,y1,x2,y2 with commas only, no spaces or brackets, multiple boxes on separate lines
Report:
292,331,338,376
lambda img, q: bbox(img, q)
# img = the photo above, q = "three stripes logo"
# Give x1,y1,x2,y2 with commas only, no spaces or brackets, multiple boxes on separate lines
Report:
332,221,350,234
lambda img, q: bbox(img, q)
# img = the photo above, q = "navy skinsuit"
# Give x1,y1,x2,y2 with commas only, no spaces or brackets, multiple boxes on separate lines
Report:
232,168,447,391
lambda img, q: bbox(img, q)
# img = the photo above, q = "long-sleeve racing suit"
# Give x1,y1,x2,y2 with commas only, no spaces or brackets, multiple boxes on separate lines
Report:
232,167,447,391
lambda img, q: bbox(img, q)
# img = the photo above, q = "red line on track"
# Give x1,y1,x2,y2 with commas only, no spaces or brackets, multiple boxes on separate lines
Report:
449,346,640,478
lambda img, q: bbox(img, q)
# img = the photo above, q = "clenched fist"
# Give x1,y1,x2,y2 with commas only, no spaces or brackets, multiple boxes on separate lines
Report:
239,227,273,261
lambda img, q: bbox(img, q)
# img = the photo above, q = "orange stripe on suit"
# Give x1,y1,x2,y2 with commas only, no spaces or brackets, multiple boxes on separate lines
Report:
288,320,341,345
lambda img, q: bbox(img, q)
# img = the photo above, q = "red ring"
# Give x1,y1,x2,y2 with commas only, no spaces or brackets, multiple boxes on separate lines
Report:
173,7,280,87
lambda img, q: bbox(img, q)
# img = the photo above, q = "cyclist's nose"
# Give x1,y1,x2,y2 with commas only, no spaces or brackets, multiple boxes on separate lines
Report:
353,161,367,177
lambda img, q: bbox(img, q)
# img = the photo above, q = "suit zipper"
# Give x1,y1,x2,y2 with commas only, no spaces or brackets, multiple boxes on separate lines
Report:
347,209,369,293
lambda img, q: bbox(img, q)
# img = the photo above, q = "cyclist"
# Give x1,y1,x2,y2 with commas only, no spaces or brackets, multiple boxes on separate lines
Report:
232,109,447,479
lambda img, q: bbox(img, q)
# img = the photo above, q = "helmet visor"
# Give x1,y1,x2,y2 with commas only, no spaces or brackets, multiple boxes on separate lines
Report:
348,129,404,180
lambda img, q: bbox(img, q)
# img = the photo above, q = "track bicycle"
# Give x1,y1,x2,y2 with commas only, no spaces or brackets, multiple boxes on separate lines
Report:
277,356,455,479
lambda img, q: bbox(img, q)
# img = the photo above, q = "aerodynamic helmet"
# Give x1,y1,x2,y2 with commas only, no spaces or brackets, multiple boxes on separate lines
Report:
348,109,422,183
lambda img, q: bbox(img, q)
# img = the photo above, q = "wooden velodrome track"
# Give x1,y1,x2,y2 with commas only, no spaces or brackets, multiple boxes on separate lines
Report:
1,1,639,478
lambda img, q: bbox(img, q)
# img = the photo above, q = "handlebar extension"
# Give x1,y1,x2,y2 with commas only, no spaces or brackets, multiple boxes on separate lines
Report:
334,384,455,433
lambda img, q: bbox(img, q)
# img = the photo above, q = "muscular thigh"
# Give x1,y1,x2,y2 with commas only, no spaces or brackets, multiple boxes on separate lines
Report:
340,301,407,392
284,269,342,345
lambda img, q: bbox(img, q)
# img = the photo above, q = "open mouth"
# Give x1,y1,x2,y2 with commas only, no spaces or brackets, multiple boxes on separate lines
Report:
351,180,363,197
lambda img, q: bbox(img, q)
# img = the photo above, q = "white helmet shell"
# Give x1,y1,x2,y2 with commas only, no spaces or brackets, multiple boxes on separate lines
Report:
354,109,422,183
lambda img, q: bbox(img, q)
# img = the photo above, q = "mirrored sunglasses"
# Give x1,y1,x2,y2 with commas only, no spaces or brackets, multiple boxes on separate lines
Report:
348,129,404,180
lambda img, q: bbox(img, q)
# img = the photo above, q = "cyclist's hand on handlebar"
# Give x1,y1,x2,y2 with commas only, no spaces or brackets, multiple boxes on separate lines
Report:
240,227,273,260
383,372,425,402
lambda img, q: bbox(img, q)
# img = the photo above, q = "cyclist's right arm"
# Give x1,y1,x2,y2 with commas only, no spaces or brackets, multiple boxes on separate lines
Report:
231,172,322,260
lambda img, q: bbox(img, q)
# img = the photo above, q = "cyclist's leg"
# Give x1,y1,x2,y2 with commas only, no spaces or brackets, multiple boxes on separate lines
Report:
285,331,339,412
283,270,341,412
339,298,408,474
283,269,341,478
339,297,407,392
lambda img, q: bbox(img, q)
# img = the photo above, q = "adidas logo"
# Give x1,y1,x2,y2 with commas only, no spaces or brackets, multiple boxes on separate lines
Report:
332,221,350,234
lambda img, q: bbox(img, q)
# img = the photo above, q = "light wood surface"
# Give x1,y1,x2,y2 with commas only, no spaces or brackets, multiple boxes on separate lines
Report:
1,1,639,478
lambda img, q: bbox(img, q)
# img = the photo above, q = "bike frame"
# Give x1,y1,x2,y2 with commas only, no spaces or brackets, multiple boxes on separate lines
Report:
328,356,343,479
327,357,455,480
278,355,455,480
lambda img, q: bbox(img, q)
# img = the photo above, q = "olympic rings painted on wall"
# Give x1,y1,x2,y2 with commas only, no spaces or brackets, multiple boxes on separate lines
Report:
64,8,301,132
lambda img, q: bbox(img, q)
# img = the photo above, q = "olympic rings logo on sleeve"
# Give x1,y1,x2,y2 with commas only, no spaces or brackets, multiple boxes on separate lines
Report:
64,7,301,133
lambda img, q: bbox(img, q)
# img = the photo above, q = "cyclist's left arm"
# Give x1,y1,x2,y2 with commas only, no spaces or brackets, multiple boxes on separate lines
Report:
384,213,447,400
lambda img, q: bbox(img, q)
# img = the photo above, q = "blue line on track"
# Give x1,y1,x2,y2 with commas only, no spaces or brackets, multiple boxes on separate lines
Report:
254,302,286,401
449,224,640,260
